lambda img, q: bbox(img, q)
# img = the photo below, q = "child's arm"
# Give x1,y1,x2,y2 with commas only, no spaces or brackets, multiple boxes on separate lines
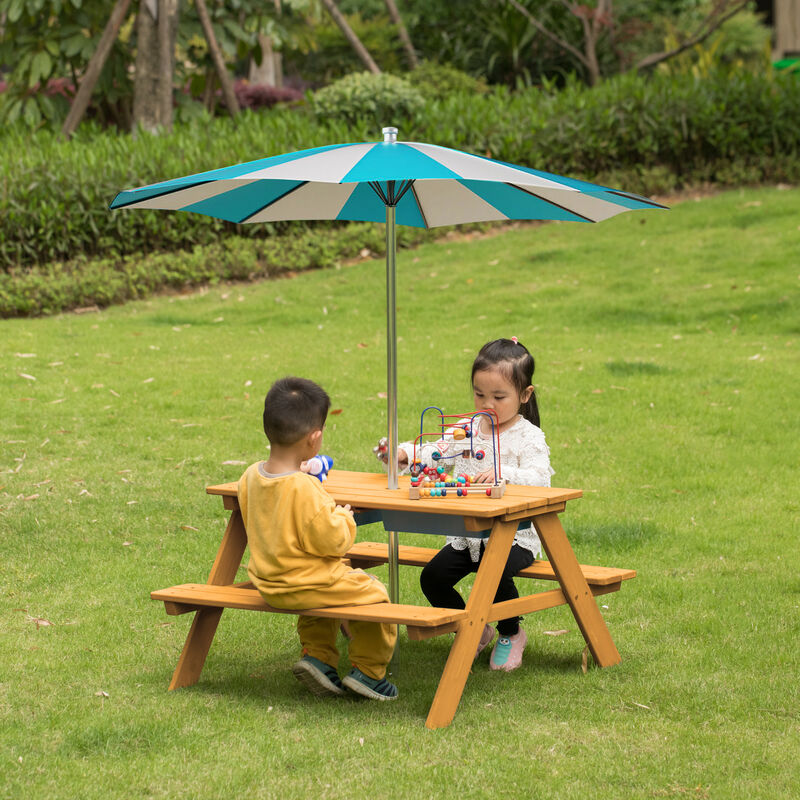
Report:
500,425,553,487
301,499,357,558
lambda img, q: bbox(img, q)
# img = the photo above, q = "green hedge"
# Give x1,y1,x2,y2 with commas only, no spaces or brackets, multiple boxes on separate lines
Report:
0,219,490,318
2,70,799,273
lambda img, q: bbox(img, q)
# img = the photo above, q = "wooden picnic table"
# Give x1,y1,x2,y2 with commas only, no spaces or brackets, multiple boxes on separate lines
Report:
152,470,634,729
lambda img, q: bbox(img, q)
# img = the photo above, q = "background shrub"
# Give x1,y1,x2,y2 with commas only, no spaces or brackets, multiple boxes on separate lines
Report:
407,61,489,100
308,71,426,127
1,70,799,276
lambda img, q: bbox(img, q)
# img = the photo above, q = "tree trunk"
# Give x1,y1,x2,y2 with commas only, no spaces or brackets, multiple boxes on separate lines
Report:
383,0,418,69
132,0,179,134
774,0,800,60
249,32,283,86
195,0,240,117
319,0,381,74
61,0,134,138
157,0,179,130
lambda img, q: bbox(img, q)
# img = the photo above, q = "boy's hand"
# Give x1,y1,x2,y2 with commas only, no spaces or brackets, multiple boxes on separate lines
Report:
337,504,353,516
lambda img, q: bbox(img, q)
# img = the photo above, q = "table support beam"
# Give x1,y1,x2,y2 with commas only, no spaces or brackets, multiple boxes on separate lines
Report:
425,518,519,729
167,508,248,690
533,511,620,667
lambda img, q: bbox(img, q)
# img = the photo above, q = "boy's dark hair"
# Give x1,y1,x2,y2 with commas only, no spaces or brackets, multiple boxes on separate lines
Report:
471,338,540,428
262,376,331,445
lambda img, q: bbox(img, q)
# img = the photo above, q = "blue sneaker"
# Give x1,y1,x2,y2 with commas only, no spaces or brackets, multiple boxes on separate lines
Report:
342,667,398,701
489,629,527,672
291,656,345,697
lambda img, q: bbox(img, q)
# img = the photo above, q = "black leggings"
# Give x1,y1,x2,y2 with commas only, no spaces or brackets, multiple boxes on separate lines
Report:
420,542,534,637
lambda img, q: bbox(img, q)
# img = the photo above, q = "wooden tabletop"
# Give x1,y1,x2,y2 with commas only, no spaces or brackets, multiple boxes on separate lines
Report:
207,469,581,521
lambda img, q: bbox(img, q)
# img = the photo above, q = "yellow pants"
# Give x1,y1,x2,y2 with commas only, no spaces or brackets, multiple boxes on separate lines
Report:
265,569,397,680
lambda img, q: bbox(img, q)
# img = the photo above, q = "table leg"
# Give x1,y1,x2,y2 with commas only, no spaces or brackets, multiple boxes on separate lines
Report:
168,508,248,690
425,519,518,730
533,511,620,667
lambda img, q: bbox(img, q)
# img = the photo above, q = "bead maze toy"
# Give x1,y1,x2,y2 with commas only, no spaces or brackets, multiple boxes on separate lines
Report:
408,407,504,500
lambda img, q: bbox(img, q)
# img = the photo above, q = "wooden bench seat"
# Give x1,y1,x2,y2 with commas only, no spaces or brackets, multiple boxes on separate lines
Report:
151,542,635,645
151,582,469,640
345,541,636,591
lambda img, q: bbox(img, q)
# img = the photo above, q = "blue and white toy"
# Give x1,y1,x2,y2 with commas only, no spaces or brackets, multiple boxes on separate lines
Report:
306,455,334,482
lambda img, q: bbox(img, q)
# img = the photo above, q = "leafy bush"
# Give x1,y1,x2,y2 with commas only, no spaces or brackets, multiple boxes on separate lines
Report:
309,71,426,127
0,219,482,318
2,70,799,275
407,61,489,101
233,80,304,111
283,12,407,85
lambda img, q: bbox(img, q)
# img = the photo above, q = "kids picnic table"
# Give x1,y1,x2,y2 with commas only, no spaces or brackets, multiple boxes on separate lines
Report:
152,470,635,729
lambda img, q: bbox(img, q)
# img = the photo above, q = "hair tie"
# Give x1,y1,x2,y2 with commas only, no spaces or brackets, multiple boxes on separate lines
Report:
511,336,518,345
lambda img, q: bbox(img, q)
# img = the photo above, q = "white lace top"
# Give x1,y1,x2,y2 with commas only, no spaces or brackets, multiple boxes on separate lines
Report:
397,416,554,562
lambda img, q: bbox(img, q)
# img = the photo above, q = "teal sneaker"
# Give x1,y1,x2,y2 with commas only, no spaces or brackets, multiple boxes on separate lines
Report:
342,667,399,701
291,655,345,697
489,629,527,672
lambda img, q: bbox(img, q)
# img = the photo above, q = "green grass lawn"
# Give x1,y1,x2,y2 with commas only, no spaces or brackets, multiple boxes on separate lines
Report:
2,186,799,799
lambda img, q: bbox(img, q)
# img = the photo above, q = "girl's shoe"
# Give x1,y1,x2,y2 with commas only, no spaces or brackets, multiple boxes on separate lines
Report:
489,628,527,672
475,624,495,659
342,667,399,700
291,655,345,696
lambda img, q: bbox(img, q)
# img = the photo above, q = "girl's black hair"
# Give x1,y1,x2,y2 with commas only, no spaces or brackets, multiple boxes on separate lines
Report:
471,338,540,428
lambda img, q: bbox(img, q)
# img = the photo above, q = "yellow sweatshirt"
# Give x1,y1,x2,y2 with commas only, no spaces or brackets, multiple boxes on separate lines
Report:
238,463,356,599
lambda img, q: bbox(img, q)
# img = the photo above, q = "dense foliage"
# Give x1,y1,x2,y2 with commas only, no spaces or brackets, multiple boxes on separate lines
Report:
2,69,798,273
309,71,426,126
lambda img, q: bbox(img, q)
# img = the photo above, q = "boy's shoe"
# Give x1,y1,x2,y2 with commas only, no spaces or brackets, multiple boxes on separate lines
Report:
475,624,495,659
489,628,527,672
342,667,398,701
291,655,345,697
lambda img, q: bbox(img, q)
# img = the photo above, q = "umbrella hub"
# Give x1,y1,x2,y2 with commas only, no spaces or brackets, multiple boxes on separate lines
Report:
382,127,398,143
368,178,415,207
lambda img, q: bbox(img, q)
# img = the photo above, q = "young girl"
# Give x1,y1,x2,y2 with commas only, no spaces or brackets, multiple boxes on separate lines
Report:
391,337,553,672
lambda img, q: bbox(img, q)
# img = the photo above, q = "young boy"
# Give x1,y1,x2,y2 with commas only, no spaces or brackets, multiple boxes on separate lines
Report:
238,376,398,700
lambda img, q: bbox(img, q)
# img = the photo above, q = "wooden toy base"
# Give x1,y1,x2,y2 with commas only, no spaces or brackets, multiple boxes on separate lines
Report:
409,483,505,500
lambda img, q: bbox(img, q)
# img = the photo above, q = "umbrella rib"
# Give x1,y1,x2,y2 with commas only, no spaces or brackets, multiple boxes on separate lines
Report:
604,190,669,209
237,181,309,224
507,183,595,222
410,184,430,229
110,180,212,209
394,179,415,206
368,181,389,205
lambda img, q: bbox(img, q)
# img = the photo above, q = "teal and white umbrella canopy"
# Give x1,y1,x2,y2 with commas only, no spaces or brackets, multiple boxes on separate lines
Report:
111,127,666,603
110,128,663,227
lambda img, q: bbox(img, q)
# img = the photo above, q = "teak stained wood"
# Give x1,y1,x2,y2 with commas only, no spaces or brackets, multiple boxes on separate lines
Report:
154,471,631,728
151,584,469,627
344,541,636,586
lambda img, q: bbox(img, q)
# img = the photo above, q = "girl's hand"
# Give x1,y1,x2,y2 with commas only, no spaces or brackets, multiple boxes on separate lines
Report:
472,469,496,484
337,503,353,516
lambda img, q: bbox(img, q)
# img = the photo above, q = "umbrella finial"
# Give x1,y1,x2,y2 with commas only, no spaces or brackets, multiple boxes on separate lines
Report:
382,127,398,143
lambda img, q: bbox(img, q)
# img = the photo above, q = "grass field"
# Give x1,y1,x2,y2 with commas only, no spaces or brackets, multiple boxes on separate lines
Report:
2,186,799,799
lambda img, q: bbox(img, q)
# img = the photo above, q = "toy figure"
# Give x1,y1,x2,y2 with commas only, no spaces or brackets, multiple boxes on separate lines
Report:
304,454,334,482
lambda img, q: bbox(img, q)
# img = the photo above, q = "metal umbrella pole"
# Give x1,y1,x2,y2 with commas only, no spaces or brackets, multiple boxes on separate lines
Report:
370,126,417,604
385,200,400,603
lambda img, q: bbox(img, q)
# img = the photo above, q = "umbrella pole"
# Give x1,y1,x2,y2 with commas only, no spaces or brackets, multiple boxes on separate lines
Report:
385,204,400,605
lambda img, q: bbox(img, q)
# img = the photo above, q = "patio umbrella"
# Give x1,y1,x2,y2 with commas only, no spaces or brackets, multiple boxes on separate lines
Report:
110,127,666,600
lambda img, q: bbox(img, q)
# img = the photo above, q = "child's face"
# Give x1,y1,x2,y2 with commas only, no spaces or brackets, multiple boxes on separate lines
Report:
472,366,530,429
